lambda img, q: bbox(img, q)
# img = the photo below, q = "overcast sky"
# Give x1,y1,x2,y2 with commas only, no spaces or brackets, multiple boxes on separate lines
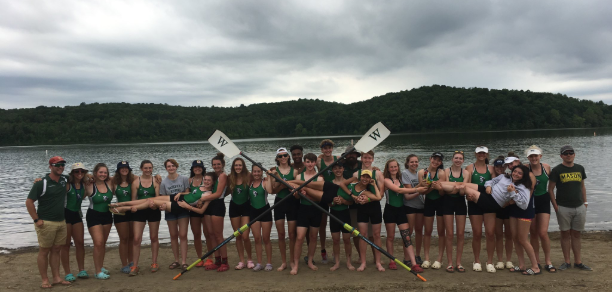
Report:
1,0,611,109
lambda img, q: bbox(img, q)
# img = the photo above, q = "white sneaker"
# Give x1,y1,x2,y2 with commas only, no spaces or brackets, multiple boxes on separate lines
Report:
486,263,496,273
472,262,482,272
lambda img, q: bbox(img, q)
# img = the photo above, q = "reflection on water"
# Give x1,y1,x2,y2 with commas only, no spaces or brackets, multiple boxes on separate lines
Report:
1,128,610,250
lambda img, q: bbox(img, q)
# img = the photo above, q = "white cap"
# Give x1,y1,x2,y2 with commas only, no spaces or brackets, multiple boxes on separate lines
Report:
526,148,542,156
276,148,288,155
475,146,488,153
504,157,519,164
71,162,87,171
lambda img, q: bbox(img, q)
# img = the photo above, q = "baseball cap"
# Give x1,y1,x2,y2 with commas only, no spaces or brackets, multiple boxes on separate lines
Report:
191,160,205,170
332,160,345,168
342,145,361,157
493,159,504,166
504,157,519,164
276,148,289,155
360,169,373,177
560,145,574,154
116,161,132,171
526,148,542,156
431,152,444,159
71,162,87,171
475,146,488,153
49,156,66,165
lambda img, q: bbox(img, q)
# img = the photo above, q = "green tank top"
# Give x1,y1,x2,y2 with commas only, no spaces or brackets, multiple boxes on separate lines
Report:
347,183,376,197
249,180,268,209
385,178,404,207
65,183,84,212
299,172,313,205
330,183,353,211
114,184,132,203
189,177,203,193
275,166,295,199
321,156,338,182
232,183,249,205
184,186,205,204
425,169,441,200
471,163,492,186
447,168,464,198
531,163,549,196
90,182,113,212
137,178,156,199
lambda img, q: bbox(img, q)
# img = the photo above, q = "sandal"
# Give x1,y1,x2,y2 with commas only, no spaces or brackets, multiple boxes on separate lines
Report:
457,265,466,273
522,268,541,275
509,266,523,273
121,265,131,274
77,270,89,279
168,262,180,269
247,260,255,269
52,280,71,286
128,266,139,276
388,262,397,270
181,264,188,270
218,263,229,272
264,263,273,271
495,261,505,270
253,263,263,272
150,263,159,273
40,283,52,289
64,273,76,282
446,266,454,273
235,262,246,270
205,263,219,271
94,272,110,280
544,264,557,273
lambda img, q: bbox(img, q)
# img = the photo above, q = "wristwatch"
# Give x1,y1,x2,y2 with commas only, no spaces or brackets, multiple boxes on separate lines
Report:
34,219,39,223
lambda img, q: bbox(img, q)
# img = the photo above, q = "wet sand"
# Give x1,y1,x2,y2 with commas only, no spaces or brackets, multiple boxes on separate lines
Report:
2,231,610,291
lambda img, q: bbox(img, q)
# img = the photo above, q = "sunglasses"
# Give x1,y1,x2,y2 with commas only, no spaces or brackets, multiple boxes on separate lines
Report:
51,163,65,167
277,154,289,158
562,151,575,156
72,169,87,174
454,150,464,154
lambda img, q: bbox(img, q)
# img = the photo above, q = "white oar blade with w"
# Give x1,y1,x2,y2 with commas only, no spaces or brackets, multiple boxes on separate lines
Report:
353,122,391,153
208,130,241,158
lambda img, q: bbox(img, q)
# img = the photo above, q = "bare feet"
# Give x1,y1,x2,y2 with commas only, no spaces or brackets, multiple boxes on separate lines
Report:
277,263,287,271
290,267,298,275
376,263,386,272
357,263,366,271
330,262,340,271
308,262,318,271
347,261,355,271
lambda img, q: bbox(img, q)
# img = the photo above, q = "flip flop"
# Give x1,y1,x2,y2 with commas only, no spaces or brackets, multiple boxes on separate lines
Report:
40,283,52,289
52,280,71,286
457,265,466,273
446,266,454,273
510,266,523,273
544,264,557,273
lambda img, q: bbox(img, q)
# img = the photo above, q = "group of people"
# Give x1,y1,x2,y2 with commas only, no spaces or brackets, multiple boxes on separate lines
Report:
26,140,591,288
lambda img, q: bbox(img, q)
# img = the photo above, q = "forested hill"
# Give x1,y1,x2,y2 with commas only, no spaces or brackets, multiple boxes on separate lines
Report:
1,85,611,146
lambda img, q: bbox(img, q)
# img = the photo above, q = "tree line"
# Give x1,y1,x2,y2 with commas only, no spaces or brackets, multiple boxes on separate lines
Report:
1,85,611,146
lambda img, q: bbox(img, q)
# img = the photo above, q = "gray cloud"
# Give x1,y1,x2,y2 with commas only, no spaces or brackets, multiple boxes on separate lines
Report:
0,0,611,109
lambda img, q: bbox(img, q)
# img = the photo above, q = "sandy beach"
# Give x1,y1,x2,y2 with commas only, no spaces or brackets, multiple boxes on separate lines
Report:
2,231,610,291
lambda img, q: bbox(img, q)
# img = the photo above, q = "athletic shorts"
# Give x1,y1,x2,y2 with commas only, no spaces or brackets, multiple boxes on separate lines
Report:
496,207,510,220
442,196,467,216
556,205,586,232
534,192,551,214
330,209,351,233
165,195,191,220
35,220,67,248
474,185,501,214
229,200,250,218
86,209,113,228
132,208,162,223
250,204,273,222
204,199,226,217
113,211,133,224
297,204,323,228
423,197,443,217
64,208,83,225
357,201,382,225
273,196,299,221
383,204,408,225
404,205,424,214
509,195,535,220
468,187,497,216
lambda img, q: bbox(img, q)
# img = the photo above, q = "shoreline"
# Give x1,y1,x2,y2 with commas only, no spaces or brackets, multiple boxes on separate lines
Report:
2,231,610,291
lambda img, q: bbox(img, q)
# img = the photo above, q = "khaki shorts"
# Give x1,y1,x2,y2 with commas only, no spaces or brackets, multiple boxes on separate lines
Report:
556,205,586,232
35,220,67,248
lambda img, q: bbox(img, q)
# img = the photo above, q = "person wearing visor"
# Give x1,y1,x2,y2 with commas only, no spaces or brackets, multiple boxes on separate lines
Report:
491,157,514,271
549,145,591,271
26,156,71,288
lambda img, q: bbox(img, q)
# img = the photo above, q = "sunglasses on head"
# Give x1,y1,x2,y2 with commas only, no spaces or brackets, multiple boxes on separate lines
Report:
454,150,464,154
51,163,65,167
277,154,289,158
72,169,87,174
562,151,575,156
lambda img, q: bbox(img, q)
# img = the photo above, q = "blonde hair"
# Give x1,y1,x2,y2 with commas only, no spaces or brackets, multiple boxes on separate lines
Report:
524,145,543,156
320,139,335,148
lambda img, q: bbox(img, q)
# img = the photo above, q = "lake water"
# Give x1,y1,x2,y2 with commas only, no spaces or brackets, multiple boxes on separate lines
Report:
1,128,610,251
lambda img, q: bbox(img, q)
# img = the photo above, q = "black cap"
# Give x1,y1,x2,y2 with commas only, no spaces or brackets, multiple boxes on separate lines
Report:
493,159,504,166
342,146,361,157
191,160,206,172
431,152,444,159
560,145,574,154
332,159,345,168
116,161,132,171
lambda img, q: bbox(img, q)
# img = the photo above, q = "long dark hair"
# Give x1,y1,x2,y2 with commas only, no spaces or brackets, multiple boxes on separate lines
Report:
506,164,532,189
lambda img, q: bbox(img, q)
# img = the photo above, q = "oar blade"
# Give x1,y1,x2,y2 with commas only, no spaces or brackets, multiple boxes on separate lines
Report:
353,122,391,153
207,130,241,158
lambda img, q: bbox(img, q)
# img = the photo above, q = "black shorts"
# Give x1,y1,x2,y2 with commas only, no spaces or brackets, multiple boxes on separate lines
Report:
132,208,162,223
442,196,467,216
534,193,551,214
496,207,510,220
113,211,133,224
474,185,501,213
204,199,226,217
229,200,250,218
298,204,323,228
423,197,443,217
357,201,382,225
65,208,83,225
329,209,351,233
383,204,408,225
404,205,424,214
468,187,497,216
509,195,535,220
273,196,299,222
86,209,113,228
321,182,339,206
250,204,273,222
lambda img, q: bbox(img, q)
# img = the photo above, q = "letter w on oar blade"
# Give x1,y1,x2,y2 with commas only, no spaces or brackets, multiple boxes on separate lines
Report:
208,130,241,158
353,122,391,153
